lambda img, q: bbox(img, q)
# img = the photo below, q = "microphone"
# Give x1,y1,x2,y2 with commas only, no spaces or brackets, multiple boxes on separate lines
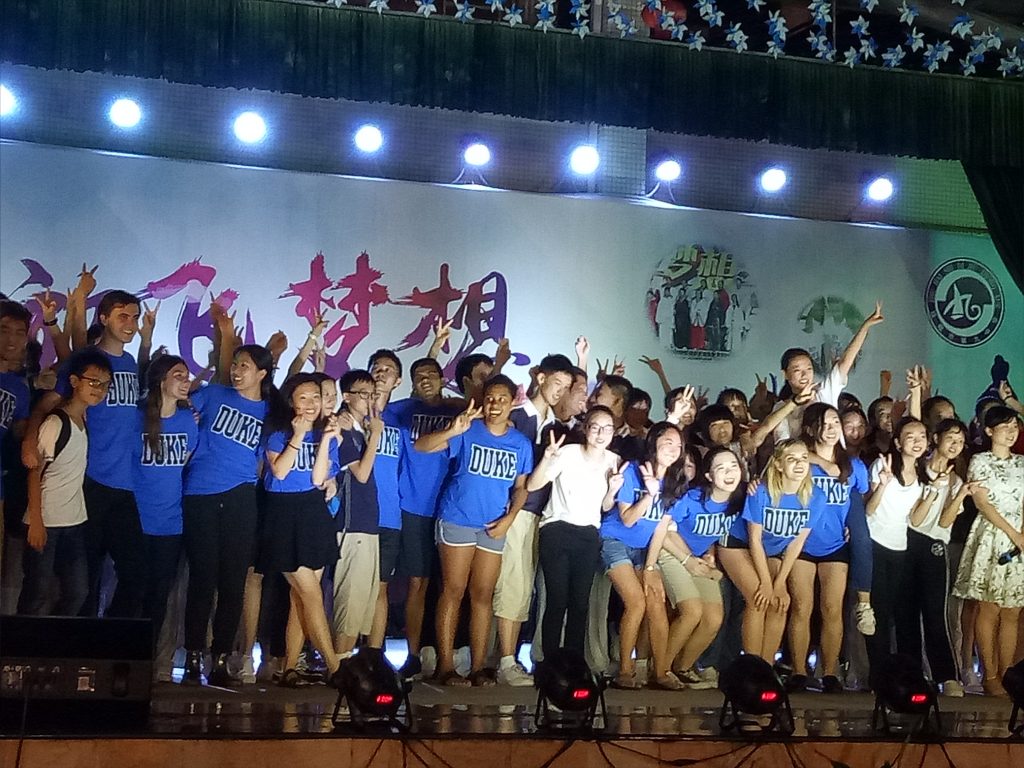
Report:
998,547,1021,566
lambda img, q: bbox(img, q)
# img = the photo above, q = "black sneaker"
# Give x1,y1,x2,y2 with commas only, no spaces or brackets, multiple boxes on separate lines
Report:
821,675,843,694
181,650,203,685
207,653,241,687
399,654,423,681
785,673,808,693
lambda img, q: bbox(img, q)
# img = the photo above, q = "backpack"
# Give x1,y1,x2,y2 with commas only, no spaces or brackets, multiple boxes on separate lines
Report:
41,410,73,477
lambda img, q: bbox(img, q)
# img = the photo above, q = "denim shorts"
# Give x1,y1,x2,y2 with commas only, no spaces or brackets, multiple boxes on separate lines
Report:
437,519,506,554
600,537,647,572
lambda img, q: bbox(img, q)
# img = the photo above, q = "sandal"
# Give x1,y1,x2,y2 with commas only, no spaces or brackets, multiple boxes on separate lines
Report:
437,670,471,687
982,677,1008,697
653,672,685,691
611,671,643,690
470,669,496,688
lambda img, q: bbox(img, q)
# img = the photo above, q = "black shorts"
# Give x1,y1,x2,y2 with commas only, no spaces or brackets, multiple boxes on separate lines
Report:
396,511,436,578
722,534,748,549
798,544,850,564
257,489,336,574
379,526,402,582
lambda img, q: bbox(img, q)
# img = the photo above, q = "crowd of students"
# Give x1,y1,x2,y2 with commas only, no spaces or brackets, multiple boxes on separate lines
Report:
1,280,1022,699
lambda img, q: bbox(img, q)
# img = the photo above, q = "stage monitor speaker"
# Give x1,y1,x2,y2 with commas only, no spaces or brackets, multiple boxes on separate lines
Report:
0,615,152,732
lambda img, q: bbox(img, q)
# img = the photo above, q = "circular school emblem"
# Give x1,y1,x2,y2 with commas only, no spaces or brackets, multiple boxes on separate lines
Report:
924,258,1003,348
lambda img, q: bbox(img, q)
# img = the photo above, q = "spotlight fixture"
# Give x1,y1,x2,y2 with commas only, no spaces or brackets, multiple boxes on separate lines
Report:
534,648,606,733
331,648,409,732
654,159,682,183
871,654,942,735
0,84,17,117
108,98,142,129
463,142,491,168
233,111,267,144
866,176,895,202
1002,660,1024,736
569,145,600,176
353,124,383,154
718,654,794,735
759,167,787,193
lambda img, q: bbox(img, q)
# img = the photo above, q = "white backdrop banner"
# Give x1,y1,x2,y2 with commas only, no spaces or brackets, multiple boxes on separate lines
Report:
1,141,1020,411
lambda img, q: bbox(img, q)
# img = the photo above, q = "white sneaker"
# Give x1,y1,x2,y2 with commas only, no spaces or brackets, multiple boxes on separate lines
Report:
961,666,981,688
498,662,534,687
699,666,719,687
635,658,651,685
256,656,280,683
855,603,876,636
677,668,715,690
453,646,472,678
241,655,256,684
421,646,438,679
941,679,965,698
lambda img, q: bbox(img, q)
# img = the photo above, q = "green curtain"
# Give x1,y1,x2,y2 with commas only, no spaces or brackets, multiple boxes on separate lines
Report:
1,0,1021,167
963,165,1024,294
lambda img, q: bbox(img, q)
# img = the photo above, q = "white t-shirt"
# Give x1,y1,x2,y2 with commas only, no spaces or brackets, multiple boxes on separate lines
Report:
867,457,921,551
910,465,963,544
539,444,620,529
772,364,846,441
24,412,88,528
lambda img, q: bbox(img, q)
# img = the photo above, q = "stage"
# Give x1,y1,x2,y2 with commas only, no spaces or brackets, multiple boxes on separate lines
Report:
3,680,1022,768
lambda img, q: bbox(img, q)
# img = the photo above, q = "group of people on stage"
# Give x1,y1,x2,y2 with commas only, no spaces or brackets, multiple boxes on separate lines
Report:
1,274,1022,699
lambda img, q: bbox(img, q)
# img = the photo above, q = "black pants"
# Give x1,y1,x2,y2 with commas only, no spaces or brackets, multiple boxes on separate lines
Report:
866,541,906,689
183,484,258,655
538,521,601,659
82,478,147,618
142,534,183,652
895,530,957,683
18,523,89,616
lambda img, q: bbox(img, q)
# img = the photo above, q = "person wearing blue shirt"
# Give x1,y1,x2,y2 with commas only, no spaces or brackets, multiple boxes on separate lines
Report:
600,422,688,691
0,300,33,539
719,438,823,663
415,374,532,687
392,357,460,678
260,372,346,690
19,290,146,619
789,404,870,693
132,355,197,661
648,446,743,689
181,343,274,687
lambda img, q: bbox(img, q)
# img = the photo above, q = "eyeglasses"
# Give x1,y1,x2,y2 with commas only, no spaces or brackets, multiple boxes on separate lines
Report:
79,376,112,391
347,390,374,400
587,424,615,435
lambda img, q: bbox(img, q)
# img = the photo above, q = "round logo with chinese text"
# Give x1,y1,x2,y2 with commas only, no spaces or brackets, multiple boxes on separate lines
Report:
925,259,1003,348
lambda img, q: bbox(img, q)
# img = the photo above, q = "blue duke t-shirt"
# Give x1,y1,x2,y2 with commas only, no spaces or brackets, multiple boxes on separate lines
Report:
804,459,869,557
57,348,138,490
132,407,198,535
263,430,338,494
374,402,403,530
669,488,737,558
600,463,665,550
729,484,824,557
0,371,31,500
437,420,533,529
395,398,460,517
184,384,267,495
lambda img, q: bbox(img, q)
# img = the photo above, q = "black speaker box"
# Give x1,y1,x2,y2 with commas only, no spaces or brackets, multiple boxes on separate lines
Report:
0,615,152,732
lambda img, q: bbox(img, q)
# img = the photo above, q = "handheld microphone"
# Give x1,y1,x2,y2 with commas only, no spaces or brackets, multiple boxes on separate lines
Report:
998,547,1022,566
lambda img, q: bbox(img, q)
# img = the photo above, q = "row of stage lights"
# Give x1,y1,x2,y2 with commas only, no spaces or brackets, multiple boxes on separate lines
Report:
0,86,896,202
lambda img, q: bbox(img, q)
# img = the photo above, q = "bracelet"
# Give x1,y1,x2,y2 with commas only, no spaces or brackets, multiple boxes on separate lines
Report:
644,565,657,572
43,318,58,327
287,442,301,451
681,554,691,566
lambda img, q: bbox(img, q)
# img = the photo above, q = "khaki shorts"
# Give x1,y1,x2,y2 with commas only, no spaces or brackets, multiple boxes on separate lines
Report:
492,511,540,622
658,550,723,606
332,532,380,639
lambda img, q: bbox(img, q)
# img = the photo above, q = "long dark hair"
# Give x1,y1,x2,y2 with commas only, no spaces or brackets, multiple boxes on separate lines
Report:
233,344,277,402
698,446,745,517
270,372,327,442
144,354,188,460
645,421,689,509
889,417,929,486
801,403,852,483
930,418,969,481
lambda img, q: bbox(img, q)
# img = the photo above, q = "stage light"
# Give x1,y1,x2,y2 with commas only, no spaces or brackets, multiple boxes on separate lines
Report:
353,124,383,154
331,648,409,731
866,176,895,202
463,142,491,167
1003,660,1024,736
654,159,682,183
534,648,606,732
871,653,941,735
569,145,600,176
718,654,794,735
233,111,267,144
0,84,17,117
108,98,142,129
759,167,787,193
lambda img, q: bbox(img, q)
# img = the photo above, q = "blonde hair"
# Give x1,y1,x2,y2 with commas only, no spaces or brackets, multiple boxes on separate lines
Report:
765,438,813,506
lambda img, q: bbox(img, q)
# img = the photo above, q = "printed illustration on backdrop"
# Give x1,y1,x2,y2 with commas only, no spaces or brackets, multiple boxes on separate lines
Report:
925,258,1004,348
4,254,527,379
647,245,757,360
795,295,865,375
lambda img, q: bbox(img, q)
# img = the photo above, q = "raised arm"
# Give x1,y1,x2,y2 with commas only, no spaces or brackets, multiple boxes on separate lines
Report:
639,356,672,396
526,432,565,492
414,401,481,454
836,300,884,381
426,318,453,361
287,314,327,379
346,411,384,484
36,290,72,363
616,462,659,527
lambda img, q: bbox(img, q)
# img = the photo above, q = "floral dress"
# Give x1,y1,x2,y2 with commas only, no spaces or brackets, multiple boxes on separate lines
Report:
953,452,1024,607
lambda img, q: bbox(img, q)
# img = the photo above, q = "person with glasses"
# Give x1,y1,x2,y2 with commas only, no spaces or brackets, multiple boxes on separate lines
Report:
527,405,621,661
19,349,113,615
